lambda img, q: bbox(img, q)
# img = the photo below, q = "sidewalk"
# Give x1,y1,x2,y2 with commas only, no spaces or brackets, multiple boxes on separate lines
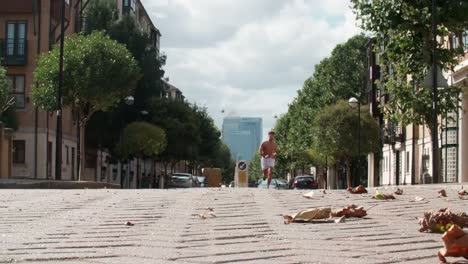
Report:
0,179,120,189
0,184,466,263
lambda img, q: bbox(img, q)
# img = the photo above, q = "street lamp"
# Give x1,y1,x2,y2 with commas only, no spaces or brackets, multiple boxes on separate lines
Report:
349,97,361,187
120,96,135,189
125,96,134,106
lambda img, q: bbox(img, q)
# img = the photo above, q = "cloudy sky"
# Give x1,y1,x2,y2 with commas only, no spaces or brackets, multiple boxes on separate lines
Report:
141,0,361,139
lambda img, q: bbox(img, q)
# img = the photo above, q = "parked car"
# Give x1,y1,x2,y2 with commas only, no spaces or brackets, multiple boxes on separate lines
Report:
196,176,206,187
291,175,318,189
257,179,288,190
168,173,197,188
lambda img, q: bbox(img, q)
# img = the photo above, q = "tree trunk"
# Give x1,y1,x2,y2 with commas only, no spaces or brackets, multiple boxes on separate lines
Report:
136,158,140,189
160,161,168,189
427,124,441,183
345,159,352,189
78,123,86,181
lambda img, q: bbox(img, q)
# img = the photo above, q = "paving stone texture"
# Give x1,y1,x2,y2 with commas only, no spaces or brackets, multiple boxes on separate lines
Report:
0,185,467,263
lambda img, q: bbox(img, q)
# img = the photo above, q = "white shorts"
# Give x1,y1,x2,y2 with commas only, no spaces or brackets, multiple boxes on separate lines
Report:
261,158,275,170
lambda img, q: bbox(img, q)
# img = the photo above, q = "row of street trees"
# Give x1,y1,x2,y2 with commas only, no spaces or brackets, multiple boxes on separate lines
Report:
31,0,234,186
275,1,468,188
273,35,379,188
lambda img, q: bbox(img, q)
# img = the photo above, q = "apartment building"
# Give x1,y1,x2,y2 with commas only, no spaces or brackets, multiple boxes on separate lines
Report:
0,0,84,180
0,0,161,182
367,32,468,186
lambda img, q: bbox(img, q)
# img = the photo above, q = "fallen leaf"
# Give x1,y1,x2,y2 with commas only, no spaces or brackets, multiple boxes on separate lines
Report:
439,189,447,197
419,208,468,233
438,225,468,263
193,213,216,220
331,205,367,218
394,188,404,195
410,196,425,202
347,185,368,194
125,221,134,226
373,190,396,200
335,216,346,223
303,191,314,199
458,188,468,197
206,207,214,211
322,190,327,194
283,207,332,224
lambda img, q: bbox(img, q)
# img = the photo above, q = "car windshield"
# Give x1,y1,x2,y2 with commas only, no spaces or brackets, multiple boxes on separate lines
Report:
296,177,314,182
197,176,206,182
172,174,190,180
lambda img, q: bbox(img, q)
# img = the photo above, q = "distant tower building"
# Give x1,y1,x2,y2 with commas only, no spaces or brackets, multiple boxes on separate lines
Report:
222,117,262,162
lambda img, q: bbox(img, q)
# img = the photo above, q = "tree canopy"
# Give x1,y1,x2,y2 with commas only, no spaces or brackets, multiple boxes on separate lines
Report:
273,35,369,176
351,0,467,132
32,31,140,116
0,66,15,118
311,101,380,188
118,121,166,159
33,31,141,179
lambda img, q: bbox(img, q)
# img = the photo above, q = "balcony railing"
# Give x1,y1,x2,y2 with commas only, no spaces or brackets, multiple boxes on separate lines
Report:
0,39,28,66
382,123,404,145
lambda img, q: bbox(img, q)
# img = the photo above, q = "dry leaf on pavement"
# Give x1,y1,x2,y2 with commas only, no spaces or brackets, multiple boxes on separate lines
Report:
394,188,403,195
459,188,468,198
347,185,368,194
193,212,217,219
438,225,468,263
439,189,447,197
303,191,314,199
419,208,468,233
410,196,425,202
331,204,367,218
335,216,346,223
283,207,332,224
373,190,396,200
125,221,134,226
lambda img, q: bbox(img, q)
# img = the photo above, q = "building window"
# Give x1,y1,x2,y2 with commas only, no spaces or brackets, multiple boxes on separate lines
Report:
462,30,468,51
6,21,26,57
65,145,69,165
13,140,25,164
7,75,25,109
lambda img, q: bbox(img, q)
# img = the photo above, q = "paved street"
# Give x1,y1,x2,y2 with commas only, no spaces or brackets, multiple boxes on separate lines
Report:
0,185,466,264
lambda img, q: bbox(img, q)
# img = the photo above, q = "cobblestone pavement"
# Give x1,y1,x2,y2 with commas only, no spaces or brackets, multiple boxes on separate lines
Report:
0,185,467,264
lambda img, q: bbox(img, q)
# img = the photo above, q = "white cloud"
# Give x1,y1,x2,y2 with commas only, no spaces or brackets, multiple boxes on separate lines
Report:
141,0,361,138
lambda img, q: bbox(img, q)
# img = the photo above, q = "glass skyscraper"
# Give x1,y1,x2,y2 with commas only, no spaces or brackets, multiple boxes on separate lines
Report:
222,117,263,162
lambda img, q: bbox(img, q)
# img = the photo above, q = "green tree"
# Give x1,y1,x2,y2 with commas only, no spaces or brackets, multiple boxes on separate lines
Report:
85,6,167,158
117,121,166,188
32,32,141,180
213,143,235,184
118,122,166,159
0,66,15,118
83,0,118,34
191,105,222,168
351,0,467,135
147,98,200,176
273,35,369,175
249,152,262,182
312,101,380,188
0,66,16,129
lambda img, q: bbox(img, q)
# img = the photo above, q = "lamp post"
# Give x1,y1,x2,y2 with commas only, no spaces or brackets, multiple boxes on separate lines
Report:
349,97,360,187
119,96,134,189
55,0,66,180
422,0,449,184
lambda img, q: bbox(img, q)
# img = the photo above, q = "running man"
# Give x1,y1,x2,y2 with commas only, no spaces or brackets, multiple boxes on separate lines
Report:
258,131,278,189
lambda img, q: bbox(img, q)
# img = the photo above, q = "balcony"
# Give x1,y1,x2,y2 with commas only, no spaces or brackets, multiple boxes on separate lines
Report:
0,39,28,66
382,123,404,145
